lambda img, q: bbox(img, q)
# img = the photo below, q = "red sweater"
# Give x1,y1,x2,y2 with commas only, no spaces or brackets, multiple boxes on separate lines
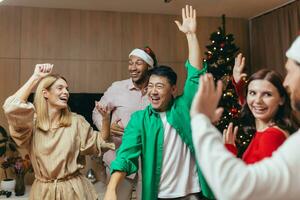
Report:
226,127,287,164
231,77,246,105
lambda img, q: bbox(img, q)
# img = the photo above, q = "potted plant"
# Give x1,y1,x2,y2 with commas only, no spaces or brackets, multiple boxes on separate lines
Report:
0,125,17,191
0,126,33,196
13,155,32,196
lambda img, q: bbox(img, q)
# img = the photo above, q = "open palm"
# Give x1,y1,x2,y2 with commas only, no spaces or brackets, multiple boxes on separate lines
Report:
175,5,197,34
233,53,247,83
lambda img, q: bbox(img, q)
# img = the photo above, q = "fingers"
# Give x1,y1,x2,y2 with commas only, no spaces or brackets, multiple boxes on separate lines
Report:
113,118,124,129
199,75,206,96
174,20,181,29
234,53,242,69
202,74,222,102
240,56,245,71
182,7,186,20
228,122,233,132
226,122,234,143
206,74,213,95
191,73,223,120
111,121,124,132
36,63,53,74
216,79,223,98
212,107,224,123
182,5,195,19
190,5,193,17
41,63,53,73
193,7,196,19
111,129,124,136
236,53,242,64
110,122,124,135
114,118,122,124
224,123,238,146
95,102,111,116
241,73,247,77
233,126,238,141
202,73,214,95
235,53,245,71
185,5,189,18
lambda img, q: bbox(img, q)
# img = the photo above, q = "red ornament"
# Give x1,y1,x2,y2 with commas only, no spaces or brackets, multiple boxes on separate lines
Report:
220,43,225,48
144,47,151,54
230,108,238,117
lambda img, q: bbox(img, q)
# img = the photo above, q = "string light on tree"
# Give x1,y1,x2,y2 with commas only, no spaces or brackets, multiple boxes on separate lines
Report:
203,14,248,155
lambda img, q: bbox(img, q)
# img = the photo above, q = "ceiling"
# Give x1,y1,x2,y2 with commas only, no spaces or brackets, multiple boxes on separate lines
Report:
0,0,295,19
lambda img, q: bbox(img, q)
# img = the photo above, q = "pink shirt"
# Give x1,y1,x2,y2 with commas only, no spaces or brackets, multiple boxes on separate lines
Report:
92,78,149,168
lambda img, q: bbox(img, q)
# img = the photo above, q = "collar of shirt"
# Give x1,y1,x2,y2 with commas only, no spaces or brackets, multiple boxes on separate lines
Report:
128,78,148,95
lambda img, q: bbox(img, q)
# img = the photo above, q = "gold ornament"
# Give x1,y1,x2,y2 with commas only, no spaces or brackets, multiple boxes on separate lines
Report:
221,75,231,90
226,91,233,97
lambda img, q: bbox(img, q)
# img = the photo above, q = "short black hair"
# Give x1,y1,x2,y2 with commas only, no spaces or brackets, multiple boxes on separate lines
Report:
149,65,177,85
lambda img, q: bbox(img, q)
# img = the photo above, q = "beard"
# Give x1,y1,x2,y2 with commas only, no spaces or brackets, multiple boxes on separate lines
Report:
286,86,300,111
132,73,148,85
292,98,300,111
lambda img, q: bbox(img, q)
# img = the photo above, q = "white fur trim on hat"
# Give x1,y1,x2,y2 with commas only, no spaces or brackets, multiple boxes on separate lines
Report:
286,36,300,63
129,48,154,68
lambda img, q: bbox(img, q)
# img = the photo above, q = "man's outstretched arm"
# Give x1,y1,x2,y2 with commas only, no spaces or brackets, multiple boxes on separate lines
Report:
175,5,201,69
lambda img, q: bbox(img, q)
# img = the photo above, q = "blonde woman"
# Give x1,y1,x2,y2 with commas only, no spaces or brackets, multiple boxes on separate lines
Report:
3,63,114,200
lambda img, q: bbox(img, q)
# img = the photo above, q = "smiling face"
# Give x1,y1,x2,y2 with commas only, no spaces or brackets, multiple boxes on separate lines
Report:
43,78,69,110
246,79,284,124
128,55,149,85
283,59,300,111
147,75,177,112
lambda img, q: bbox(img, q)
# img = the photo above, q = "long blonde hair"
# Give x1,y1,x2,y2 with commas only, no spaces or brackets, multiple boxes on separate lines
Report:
34,74,72,132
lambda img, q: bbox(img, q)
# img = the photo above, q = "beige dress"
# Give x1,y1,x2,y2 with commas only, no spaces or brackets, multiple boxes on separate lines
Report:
3,96,114,200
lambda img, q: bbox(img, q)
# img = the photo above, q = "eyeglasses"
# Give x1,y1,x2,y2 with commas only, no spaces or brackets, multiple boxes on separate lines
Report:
0,190,12,198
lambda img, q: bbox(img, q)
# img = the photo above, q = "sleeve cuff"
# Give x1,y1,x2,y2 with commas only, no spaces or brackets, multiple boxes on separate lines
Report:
3,95,35,109
185,59,207,76
225,144,238,155
110,158,138,176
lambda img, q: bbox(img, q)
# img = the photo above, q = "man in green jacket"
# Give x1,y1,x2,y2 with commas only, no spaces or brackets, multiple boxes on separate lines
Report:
104,5,214,200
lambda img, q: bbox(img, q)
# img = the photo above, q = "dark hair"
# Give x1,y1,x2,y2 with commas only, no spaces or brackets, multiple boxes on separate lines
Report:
143,46,158,67
239,69,299,153
149,65,177,85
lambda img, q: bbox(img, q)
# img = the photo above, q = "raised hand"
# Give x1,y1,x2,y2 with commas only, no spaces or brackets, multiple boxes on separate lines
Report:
33,63,53,79
233,53,247,83
175,5,197,34
95,102,112,120
223,122,238,146
110,119,124,136
190,74,223,122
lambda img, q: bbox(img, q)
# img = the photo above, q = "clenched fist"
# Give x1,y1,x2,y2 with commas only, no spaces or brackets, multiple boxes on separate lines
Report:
33,63,54,79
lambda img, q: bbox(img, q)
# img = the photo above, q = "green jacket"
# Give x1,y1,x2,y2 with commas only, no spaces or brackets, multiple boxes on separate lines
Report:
110,60,214,200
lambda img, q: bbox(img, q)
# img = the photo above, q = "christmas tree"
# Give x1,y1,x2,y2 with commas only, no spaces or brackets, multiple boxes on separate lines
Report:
203,15,250,156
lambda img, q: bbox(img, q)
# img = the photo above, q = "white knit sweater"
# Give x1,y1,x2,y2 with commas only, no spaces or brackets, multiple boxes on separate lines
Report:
191,114,300,200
